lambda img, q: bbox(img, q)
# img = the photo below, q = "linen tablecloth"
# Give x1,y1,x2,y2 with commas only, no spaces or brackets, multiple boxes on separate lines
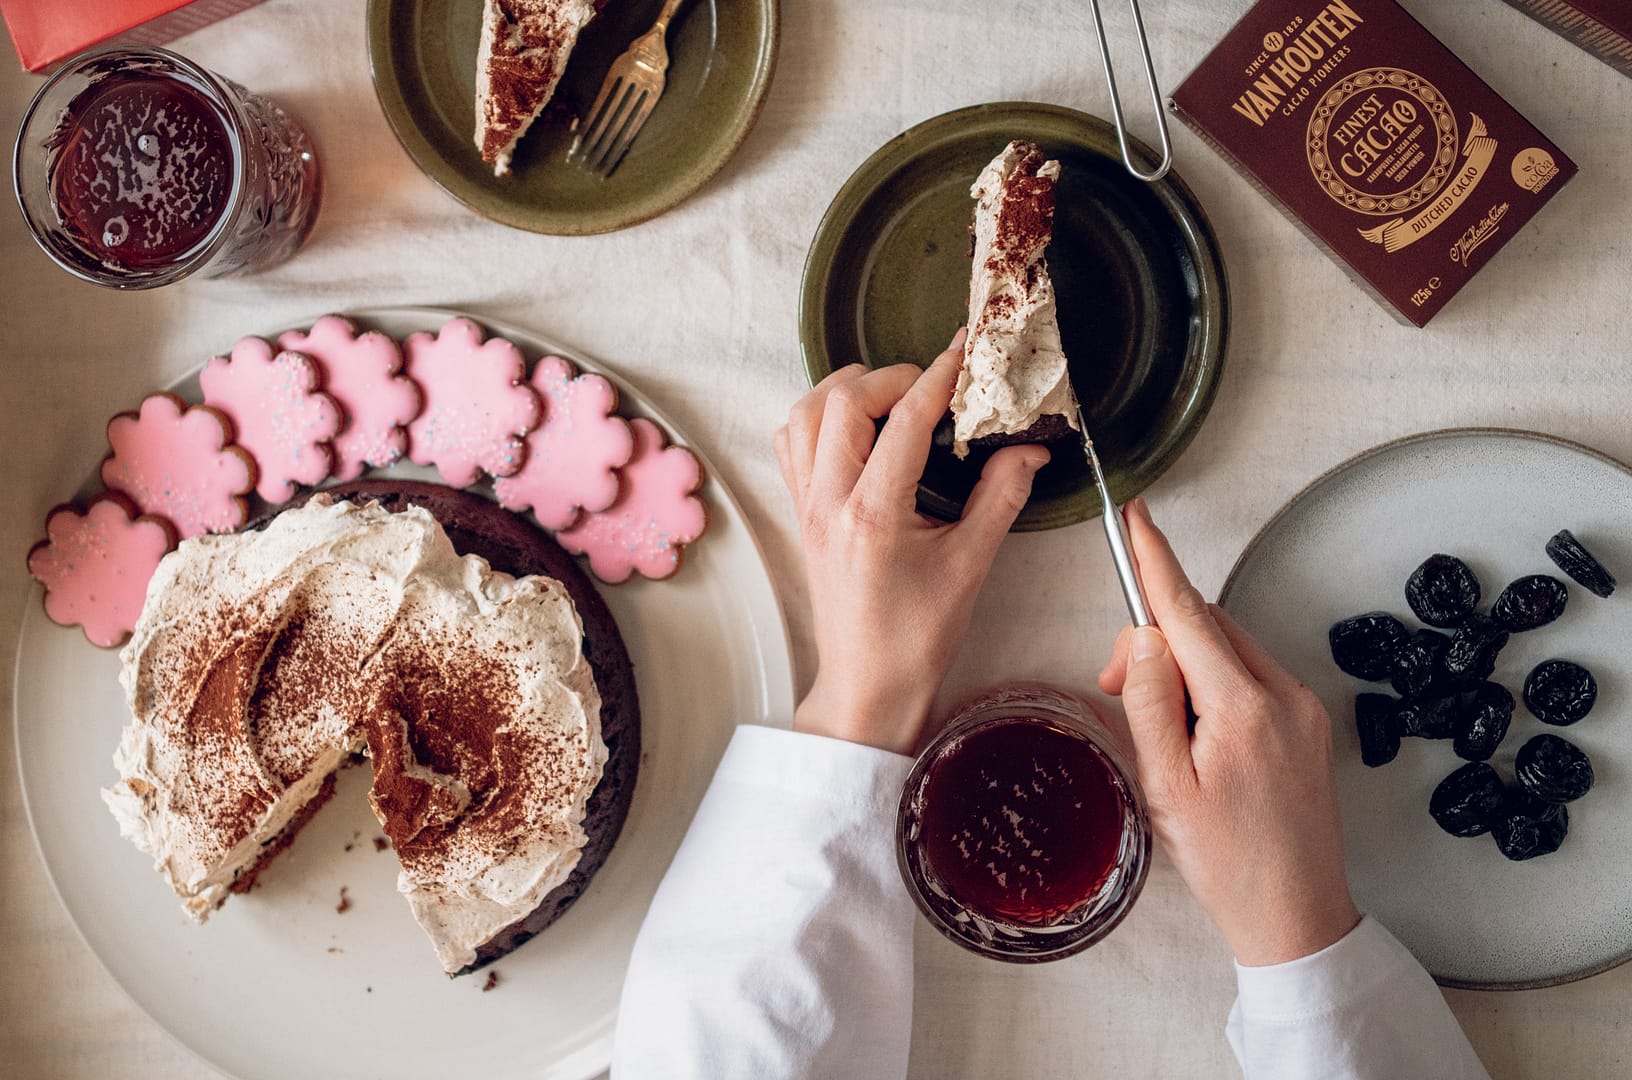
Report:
2,1,1629,1076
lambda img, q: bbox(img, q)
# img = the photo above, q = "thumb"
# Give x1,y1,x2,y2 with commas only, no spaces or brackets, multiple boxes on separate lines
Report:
1119,626,1196,795
954,445,1048,553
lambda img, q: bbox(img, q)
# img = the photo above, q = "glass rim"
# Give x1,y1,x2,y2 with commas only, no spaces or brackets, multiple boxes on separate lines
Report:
896,687,1153,963
11,43,249,290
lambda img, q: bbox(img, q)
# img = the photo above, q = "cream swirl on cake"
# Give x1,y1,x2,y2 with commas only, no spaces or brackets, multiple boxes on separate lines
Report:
951,140,1080,458
103,496,606,973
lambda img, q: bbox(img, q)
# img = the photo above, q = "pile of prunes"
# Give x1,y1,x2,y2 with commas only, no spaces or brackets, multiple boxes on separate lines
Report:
1329,530,1615,861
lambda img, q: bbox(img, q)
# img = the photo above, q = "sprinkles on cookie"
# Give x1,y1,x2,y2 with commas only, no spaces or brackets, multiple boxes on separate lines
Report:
493,355,635,530
101,392,257,540
556,418,707,584
403,318,541,488
28,494,175,648
279,315,422,482
202,337,343,503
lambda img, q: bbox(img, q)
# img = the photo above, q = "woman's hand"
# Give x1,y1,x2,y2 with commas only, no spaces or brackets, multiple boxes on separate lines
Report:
1099,498,1361,967
773,331,1049,756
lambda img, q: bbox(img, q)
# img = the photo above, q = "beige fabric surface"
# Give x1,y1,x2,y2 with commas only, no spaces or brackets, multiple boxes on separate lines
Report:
2,1,1629,1077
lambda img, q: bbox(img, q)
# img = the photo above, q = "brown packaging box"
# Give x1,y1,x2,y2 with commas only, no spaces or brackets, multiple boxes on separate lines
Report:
1497,0,1632,78
1170,0,1577,327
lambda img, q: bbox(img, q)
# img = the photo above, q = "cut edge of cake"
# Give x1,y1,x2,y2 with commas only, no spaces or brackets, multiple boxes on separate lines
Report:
950,139,1081,459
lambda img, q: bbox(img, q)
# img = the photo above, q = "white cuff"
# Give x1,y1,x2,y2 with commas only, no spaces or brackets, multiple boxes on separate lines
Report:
715,724,915,817
1233,915,1429,1023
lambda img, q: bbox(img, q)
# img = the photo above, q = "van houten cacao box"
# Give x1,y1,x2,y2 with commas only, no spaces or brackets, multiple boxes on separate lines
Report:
1497,0,1632,78
1170,0,1577,327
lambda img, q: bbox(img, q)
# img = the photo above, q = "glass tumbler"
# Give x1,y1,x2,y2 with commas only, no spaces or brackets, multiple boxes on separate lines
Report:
898,685,1151,962
13,45,321,289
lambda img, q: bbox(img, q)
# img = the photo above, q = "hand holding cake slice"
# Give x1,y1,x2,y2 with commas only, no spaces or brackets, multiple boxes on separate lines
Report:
475,0,603,176
950,140,1080,459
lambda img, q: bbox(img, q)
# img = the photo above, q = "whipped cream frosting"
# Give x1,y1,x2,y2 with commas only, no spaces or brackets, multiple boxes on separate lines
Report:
950,140,1080,457
103,496,605,972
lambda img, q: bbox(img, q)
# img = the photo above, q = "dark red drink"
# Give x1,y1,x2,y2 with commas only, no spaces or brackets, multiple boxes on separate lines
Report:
918,716,1125,926
16,46,321,288
49,75,235,271
898,686,1150,962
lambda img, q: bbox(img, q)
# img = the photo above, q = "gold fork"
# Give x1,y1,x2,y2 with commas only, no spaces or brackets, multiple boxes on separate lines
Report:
567,0,687,177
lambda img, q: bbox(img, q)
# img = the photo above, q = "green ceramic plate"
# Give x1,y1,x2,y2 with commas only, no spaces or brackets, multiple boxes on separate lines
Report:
367,0,778,235
799,102,1228,531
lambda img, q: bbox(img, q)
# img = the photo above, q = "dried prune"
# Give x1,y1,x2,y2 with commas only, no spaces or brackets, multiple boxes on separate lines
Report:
1491,574,1568,631
1429,762,1506,837
1515,733,1594,803
1405,554,1481,627
1453,681,1513,762
1443,615,1509,681
1398,694,1457,740
1355,693,1401,767
1546,530,1616,599
1390,629,1451,701
1523,660,1597,726
1492,792,1568,861
1329,612,1408,681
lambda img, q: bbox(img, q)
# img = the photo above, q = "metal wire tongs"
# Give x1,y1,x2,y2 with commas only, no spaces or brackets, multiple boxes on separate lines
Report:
1087,0,1173,183
1076,405,1153,628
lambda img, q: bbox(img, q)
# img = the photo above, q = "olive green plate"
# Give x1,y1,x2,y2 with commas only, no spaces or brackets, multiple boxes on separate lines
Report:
367,0,778,235
799,102,1228,531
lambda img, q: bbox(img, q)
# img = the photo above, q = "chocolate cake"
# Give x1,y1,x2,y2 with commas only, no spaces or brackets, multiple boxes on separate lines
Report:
104,482,639,976
475,0,603,175
326,480,640,973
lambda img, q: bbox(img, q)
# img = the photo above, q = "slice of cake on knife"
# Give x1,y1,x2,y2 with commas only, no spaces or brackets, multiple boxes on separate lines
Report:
474,0,603,176
950,140,1080,458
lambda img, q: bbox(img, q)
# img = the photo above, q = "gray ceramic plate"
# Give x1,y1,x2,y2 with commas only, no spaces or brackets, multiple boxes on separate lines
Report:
799,102,1228,531
367,0,778,234
1220,429,1632,989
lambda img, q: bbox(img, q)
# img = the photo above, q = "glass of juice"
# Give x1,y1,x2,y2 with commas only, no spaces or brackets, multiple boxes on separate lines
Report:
898,685,1151,962
13,45,321,289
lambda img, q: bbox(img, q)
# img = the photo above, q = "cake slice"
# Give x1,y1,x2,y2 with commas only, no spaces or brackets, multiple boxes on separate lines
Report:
474,0,602,176
950,140,1080,458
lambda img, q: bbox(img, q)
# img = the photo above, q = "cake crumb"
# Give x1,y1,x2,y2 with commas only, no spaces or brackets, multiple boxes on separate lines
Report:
482,971,501,992
336,886,351,914
327,946,343,954
373,836,391,852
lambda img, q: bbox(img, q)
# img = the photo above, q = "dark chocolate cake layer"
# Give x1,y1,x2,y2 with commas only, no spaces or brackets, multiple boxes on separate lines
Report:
318,480,641,975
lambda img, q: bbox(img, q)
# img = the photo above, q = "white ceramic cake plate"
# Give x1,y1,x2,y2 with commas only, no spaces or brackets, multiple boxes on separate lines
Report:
12,307,795,1080
1219,429,1632,989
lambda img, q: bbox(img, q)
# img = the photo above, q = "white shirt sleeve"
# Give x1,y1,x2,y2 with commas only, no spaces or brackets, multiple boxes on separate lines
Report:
611,724,916,1080
1226,915,1491,1079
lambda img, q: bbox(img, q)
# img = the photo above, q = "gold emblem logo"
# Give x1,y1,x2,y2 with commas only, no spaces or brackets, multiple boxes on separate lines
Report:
1263,31,1285,52
1306,67,1458,216
1511,148,1559,194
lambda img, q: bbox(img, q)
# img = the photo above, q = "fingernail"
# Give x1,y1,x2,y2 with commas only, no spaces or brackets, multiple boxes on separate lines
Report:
1024,451,1049,473
1131,626,1167,662
1128,496,1149,521
949,326,968,348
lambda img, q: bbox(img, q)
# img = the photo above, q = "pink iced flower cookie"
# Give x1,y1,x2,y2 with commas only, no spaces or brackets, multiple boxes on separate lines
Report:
557,418,708,584
102,393,256,539
493,355,635,529
202,337,343,503
403,318,541,488
279,315,423,481
27,494,175,648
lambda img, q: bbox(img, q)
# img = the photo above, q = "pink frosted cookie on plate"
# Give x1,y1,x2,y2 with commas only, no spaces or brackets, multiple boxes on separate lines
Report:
102,393,257,539
27,493,175,648
278,315,423,482
556,418,708,584
403,318,541,488
202,337,343,503
493,355,635,529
